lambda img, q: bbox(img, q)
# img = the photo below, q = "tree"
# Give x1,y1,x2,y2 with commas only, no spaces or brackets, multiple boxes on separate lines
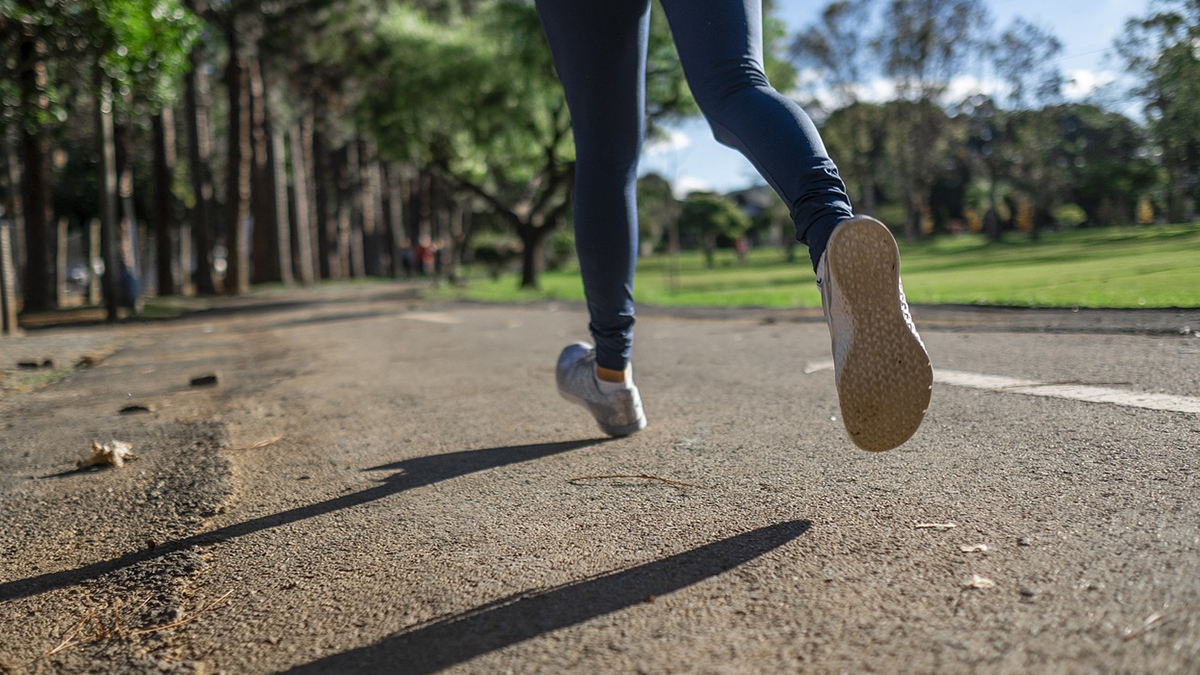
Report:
1116,0,1200,222
1,0,197,316
677,192,749,268
818,101,889,218
987,18,1063,240
635,173,676,255
992,18,1063,110
362,2,575,289
874,0,991,239
792,0,881,212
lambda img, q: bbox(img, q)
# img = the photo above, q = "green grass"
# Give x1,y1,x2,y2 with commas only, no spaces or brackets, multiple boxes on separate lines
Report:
431,223,1200,309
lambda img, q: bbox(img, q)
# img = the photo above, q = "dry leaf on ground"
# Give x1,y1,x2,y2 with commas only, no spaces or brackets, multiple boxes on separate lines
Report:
78,440,135,469
964,574,996,589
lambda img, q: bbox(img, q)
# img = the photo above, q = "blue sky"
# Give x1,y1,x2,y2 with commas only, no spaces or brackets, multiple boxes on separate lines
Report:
639,0,1151,196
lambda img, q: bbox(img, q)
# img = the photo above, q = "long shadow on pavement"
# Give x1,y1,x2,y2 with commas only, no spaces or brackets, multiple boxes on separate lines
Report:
0,439,606,602
284,520,811,675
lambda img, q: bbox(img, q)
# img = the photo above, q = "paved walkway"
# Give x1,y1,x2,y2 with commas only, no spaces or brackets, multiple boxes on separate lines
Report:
1,283,1197,674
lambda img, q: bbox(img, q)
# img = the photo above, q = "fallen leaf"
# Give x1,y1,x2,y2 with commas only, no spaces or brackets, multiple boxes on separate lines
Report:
960,544,989,553
79,440,136,469
964,574,996,589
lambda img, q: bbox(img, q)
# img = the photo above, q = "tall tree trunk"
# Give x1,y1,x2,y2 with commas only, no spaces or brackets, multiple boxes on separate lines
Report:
313,126,337,279
249,56,284,284
115,122,141,312
87,218,101,305
382,163,404,278
270,125,293,285
345,141,365,278
418,170,432,246
288,122,314,285
331,144,349,278
300,111,320,280
184,39,216,295
518,225,550,289
361,144,383,277
224,23,251,295
0,221,16,334
447,202,466,283
19,35,53,312
95,73,120,321
2,130,26,297
152,109,177,295
55,216,67,306
405,171,421,248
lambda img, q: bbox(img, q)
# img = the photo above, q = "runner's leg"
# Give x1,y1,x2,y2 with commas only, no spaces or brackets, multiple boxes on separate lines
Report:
659,0,854,269
535,0,650,371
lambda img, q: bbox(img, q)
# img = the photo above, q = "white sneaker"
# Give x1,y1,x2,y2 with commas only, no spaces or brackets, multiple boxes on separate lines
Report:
556,342,647,437
817,216,932,451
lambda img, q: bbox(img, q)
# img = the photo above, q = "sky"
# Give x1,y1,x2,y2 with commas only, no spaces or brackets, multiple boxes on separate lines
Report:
639,0,1152,197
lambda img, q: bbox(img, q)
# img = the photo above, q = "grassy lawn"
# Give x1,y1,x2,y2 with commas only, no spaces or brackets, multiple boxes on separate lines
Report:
431,223,1200,309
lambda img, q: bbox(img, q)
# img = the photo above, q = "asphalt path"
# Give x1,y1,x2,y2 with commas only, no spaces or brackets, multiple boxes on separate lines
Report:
1,284,1198,674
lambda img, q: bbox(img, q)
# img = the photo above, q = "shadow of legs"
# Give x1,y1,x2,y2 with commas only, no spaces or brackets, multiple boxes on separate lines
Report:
286,520,811,674
0,439,607,602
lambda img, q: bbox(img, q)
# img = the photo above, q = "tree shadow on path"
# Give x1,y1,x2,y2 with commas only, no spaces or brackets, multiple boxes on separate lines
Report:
284,520,811,675
0,439,606,602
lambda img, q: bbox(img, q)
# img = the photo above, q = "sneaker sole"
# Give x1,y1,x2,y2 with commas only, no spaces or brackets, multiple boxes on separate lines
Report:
557,388,647,437
827,217,933,451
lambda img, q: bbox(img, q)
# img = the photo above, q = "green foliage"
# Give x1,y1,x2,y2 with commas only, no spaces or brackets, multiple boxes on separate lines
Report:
98,0,199,113
644,0,697,126
0,0,198,135
876,0,991,101
1053,204,1087,228
991,18,1063,109
365,2,569,185
678,193,750,239
636,173,676,252
471,231,521,279
545,226,575,271
1115,0,1200,219
749,195,790,238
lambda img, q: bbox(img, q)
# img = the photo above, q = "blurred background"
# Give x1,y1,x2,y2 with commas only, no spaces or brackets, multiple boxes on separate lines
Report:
0,0,1197,328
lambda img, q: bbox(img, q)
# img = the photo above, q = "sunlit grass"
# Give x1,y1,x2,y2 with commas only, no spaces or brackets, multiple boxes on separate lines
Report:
431,223,1200,309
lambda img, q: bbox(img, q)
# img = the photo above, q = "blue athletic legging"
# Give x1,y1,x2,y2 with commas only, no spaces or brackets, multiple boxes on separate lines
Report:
536,0,854,371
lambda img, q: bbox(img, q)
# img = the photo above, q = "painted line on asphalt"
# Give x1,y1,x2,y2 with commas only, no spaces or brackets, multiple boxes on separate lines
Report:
804,361,1200,414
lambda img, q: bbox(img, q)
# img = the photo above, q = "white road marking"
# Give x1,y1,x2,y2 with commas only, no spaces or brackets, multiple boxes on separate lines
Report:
402,312,462,325
804,361,1200,414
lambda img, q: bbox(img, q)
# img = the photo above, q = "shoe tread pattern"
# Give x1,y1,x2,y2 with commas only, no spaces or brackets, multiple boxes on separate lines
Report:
828,218,933,451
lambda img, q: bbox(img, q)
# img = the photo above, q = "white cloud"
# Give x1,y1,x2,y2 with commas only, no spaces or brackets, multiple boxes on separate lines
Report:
672,175,712,199
1063,68,1119,100
796,68,1122,110
644,128,692,156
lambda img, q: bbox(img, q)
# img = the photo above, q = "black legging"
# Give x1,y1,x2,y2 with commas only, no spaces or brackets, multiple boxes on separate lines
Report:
536,0,854,370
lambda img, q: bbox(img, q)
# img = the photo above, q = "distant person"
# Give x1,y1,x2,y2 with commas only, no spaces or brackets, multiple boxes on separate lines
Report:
415,237,435,277
540,0,932,451
400,238,416,277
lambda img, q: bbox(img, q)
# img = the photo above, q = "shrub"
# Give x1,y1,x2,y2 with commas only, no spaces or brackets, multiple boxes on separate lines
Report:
1054,203,1088,229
